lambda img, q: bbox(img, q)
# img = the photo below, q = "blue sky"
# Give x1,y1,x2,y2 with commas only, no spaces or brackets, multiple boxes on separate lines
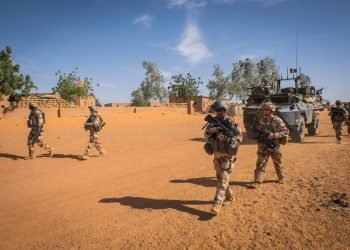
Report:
1,0,349,103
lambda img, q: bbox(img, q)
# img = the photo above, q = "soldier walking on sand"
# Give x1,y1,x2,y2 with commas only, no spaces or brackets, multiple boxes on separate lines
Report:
343,102,350,137
25,103,54,160
204,100,242,215
82,106,106,160
329,100,349,143
254,102,289,184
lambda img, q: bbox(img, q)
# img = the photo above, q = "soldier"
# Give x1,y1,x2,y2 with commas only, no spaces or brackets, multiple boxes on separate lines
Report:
328,100,349,143
204,100,242,215
254,102,289,184
261,77,274,96
82,106,106,160
345,103,350,137
25,103,54,160
287,88,296,103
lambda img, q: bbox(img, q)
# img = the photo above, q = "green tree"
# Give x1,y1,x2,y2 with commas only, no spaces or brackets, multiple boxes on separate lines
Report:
256,57,278,82
228,57,279,101
0,46,36,99
52,68,94,103
168,73,202,98
228,58,257,101
131,61,168,106
256,57,278,89
131,89,147,107
207,64,230,99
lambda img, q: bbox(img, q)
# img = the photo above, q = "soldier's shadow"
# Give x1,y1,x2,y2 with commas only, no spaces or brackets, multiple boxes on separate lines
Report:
40,154,83,160
99,196,215,221
0,153,25,160
170,177,276,189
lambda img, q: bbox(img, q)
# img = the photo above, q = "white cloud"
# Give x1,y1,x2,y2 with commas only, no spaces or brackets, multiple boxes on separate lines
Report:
132,14,153,28
176,21,213,65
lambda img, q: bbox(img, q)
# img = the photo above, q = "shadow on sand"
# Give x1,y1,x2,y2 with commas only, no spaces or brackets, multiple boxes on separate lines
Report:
99,196,215,221
170,177,279,189
0,153,25,160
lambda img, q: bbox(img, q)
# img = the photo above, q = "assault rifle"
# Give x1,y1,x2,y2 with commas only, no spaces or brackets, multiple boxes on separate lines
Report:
251,126,277,149
203,114,234,138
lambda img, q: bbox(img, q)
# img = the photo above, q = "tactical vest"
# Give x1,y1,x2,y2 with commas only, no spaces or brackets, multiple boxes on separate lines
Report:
27,109,45,127
331,107,346,122
86,115,105,132
208,116,240,155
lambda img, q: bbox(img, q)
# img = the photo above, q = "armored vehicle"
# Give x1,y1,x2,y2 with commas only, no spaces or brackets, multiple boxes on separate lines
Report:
243,76,324,142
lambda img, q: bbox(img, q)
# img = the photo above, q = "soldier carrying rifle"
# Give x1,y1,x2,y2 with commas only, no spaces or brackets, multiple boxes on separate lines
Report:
328,100,349,144
82,106,106,160
25,103,54,160
253,102,289,184
204,100,242,215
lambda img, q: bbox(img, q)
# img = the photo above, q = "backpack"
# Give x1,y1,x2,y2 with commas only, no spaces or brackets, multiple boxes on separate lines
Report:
95,116,106,132
27,109,45,127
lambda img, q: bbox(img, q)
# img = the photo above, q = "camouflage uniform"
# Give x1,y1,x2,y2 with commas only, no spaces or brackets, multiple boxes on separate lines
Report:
328,105,349,142
83,107,105,158
205,114,242,214
344,103,350,135
254,115,289,183
26,105,54,159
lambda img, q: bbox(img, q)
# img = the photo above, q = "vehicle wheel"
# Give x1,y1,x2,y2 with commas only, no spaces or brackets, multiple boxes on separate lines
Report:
291,116,305,142
308,114,320,136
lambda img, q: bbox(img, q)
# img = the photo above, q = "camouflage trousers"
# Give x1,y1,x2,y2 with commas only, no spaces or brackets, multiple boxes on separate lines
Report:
254,145,284,182
213,152,235,208
332,121,345,141
27,128,53,157
84,131,104,156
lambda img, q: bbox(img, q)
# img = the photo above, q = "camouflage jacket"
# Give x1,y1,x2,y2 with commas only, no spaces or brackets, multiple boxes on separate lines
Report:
328,107,349,122
258,115,289,146
84,114,105,132
27,109,45,128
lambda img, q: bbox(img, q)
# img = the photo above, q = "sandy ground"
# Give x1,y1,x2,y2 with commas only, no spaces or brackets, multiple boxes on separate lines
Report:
0,109,349,249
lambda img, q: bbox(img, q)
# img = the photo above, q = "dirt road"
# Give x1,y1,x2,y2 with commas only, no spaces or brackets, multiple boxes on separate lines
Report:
0,109,349,249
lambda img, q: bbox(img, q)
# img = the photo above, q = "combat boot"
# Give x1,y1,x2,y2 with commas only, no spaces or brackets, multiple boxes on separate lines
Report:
223,187,234,206
222,198,233,206
25,148,36,160
49,148,55,157
81,154,89,160
99,149,106,157
254,171,264,184
211,204,221,215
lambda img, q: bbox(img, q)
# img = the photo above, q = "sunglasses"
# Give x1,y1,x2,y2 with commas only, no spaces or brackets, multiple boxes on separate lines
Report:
215,109,225,112
263,109,271,111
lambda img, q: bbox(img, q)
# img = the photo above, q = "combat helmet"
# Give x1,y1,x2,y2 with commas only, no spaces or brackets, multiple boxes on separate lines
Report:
29,102,38,109
213,100,228,111
335,100,342,106
89,106,98,112
261,102,276,111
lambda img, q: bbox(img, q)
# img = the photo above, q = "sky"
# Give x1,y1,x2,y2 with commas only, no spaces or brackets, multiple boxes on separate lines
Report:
1,0,349,103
